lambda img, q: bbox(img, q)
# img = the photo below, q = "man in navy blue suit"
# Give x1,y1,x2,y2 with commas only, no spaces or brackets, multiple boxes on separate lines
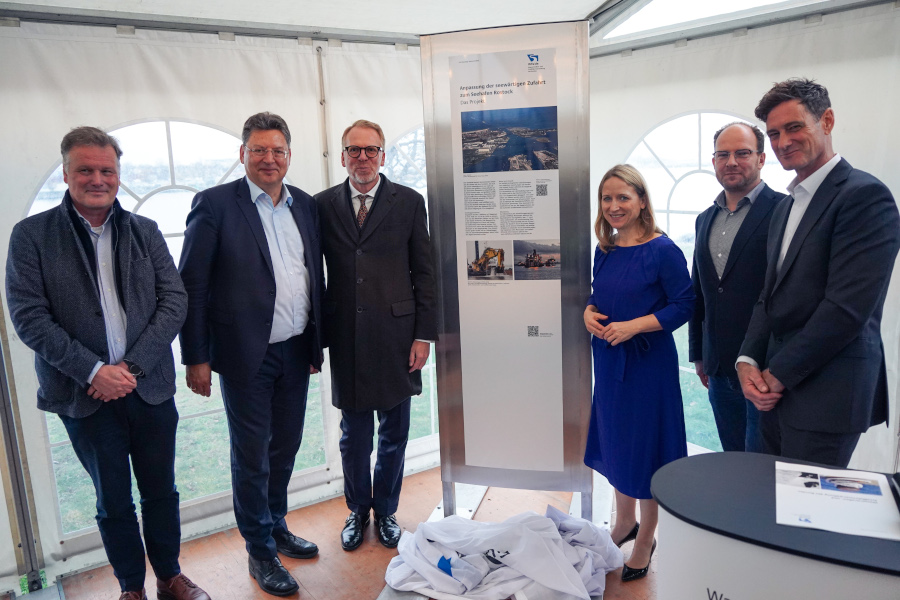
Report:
179,112,324,596
690,122,783,452
738,79,900,467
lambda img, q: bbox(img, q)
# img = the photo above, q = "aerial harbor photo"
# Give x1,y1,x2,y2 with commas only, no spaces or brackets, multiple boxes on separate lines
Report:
461,106,559,173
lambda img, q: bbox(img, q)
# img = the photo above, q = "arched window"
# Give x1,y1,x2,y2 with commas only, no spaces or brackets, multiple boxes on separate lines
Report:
624,111,792,451
30,120,327,533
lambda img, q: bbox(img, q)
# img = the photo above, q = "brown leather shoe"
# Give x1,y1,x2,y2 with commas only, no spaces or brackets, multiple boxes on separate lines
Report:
119,591,147,600
156,573,211,600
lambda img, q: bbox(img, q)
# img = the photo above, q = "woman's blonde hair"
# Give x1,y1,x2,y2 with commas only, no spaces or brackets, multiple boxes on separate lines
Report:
594,164,661,252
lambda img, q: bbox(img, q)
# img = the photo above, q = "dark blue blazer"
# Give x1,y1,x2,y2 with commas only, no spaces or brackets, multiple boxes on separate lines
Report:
178,177,324,382
689,184,784,378
740,159,900,433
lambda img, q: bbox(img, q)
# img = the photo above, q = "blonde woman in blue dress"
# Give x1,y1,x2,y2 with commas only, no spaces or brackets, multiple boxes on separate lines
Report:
583,164,693,581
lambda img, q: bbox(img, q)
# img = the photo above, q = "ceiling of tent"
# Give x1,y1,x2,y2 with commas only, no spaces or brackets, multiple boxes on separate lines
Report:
0,0,888,52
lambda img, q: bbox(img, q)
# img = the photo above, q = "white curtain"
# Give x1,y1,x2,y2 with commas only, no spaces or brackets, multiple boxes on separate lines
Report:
319,40,425,186
589,2,900,472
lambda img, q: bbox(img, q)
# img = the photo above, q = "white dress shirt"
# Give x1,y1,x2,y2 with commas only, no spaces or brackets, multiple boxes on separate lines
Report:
736,153,841,370
247,177,311,344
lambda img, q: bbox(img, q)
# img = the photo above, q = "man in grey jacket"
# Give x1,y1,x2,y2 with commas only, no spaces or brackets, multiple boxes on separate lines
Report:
6,127,209,600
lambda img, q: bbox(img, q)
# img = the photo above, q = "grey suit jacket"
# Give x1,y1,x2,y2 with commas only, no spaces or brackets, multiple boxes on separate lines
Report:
5,194,187,418
740,159,900,433
315,175,437,412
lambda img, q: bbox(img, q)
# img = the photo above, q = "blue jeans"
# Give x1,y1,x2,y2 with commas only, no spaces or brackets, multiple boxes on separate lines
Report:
220,334,311,560
60,394,181,592
707,373,762,452
340,398,411,517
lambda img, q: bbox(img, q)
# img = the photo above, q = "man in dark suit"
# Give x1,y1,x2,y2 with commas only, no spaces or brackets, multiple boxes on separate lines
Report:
737,79,900,467
6,127,209,600
179,112,324,596
316,120,437,551
690,122,783,452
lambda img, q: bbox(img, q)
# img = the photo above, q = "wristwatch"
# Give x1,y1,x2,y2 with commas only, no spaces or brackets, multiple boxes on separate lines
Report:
123,359,145,378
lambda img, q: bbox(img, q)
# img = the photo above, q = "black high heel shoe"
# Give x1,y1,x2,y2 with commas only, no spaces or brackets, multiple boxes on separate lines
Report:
621,539,656,582
613,522,639,547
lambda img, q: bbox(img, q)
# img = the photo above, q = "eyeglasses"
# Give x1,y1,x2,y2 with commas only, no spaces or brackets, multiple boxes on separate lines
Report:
344,145,382,158
245,146,289,159
713,150,758,162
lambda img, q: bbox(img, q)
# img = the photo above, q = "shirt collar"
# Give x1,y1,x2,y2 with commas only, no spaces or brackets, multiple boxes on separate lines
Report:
787,153,841,199
714,179,766,210
246,176,292,207
72,203,115,231
349,175,381,200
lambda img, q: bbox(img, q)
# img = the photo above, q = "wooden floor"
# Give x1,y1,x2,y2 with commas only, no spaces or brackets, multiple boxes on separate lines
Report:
59,467,656,599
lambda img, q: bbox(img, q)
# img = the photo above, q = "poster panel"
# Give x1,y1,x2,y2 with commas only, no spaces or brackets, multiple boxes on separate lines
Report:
422,22,591,492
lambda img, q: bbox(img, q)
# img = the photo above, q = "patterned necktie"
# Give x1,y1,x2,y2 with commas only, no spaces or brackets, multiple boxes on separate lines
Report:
357,195,369,228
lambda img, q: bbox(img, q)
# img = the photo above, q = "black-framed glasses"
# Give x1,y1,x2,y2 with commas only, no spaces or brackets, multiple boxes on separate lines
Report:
245,146,289,159
344,145,382,158
713,150,757,162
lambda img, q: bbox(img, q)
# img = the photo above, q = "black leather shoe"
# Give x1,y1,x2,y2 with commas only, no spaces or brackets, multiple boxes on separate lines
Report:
248,555,299,596
613,522,640,547
341,511,370,551
375,514,401,548
274,530,318,559
621,539,656,582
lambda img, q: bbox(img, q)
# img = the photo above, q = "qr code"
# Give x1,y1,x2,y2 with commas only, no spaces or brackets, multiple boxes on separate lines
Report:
536,184,548,196
528,326,539,337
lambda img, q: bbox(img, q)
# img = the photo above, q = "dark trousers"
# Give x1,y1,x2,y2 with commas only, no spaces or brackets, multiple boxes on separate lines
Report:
340,398,411,517
60,394,181,592
708,373,762,452
220,334,311,560
759,409,861,468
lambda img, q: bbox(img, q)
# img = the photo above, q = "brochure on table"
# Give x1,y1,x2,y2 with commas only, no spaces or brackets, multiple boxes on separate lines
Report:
775,461,900,541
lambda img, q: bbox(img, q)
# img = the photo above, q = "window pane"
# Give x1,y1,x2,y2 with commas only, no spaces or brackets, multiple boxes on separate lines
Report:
137,188,194,235
170,122,243,190
410,348,437,440
644,114,701,179
665,212,699,252
175,412,231,501
680,369,723,452
28,165,66,216
627,141,675,211
111,122,172,197
669,171,719,213
294,375,326,471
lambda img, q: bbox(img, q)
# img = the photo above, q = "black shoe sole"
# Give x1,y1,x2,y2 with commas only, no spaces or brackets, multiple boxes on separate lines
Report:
276,546,319,560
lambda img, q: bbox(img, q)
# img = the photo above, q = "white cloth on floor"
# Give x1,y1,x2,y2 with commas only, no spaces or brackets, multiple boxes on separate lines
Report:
384,507,623,600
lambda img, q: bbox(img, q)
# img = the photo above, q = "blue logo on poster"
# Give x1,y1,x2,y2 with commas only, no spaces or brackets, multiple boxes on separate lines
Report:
528,54,539,62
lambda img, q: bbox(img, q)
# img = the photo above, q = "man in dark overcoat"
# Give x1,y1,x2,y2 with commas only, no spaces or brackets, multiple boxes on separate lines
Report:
316,119,437,550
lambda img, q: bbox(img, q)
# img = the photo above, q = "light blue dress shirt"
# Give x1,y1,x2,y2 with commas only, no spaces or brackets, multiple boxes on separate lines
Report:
74,207,128,385
246,177,311,344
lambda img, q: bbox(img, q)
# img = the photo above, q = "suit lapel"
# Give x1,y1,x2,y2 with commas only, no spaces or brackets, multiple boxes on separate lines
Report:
235,178,275,277
114,203,131,311
774,161,849,291
358,176,396,245
765,198,791,297
720,187,776,282
331,180,360,242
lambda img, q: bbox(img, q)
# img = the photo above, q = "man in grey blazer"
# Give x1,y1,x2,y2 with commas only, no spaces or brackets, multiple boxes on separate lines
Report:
316,120,437,551
737,79,900,467
5,127,209,600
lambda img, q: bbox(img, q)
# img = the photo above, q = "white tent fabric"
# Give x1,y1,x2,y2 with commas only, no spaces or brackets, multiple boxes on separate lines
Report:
589,1,900,472
0,20,427,582
0,0,899,587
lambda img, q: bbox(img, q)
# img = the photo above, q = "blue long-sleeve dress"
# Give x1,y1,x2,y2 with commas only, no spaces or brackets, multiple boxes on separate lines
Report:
584,235,695,499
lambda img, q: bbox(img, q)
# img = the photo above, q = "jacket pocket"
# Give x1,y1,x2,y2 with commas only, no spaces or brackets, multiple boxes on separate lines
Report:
391,299,415,317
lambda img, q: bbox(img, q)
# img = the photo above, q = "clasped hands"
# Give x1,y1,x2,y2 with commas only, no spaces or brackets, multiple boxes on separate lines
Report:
736,362,784,411
583,306,640,347
87,362,137,402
